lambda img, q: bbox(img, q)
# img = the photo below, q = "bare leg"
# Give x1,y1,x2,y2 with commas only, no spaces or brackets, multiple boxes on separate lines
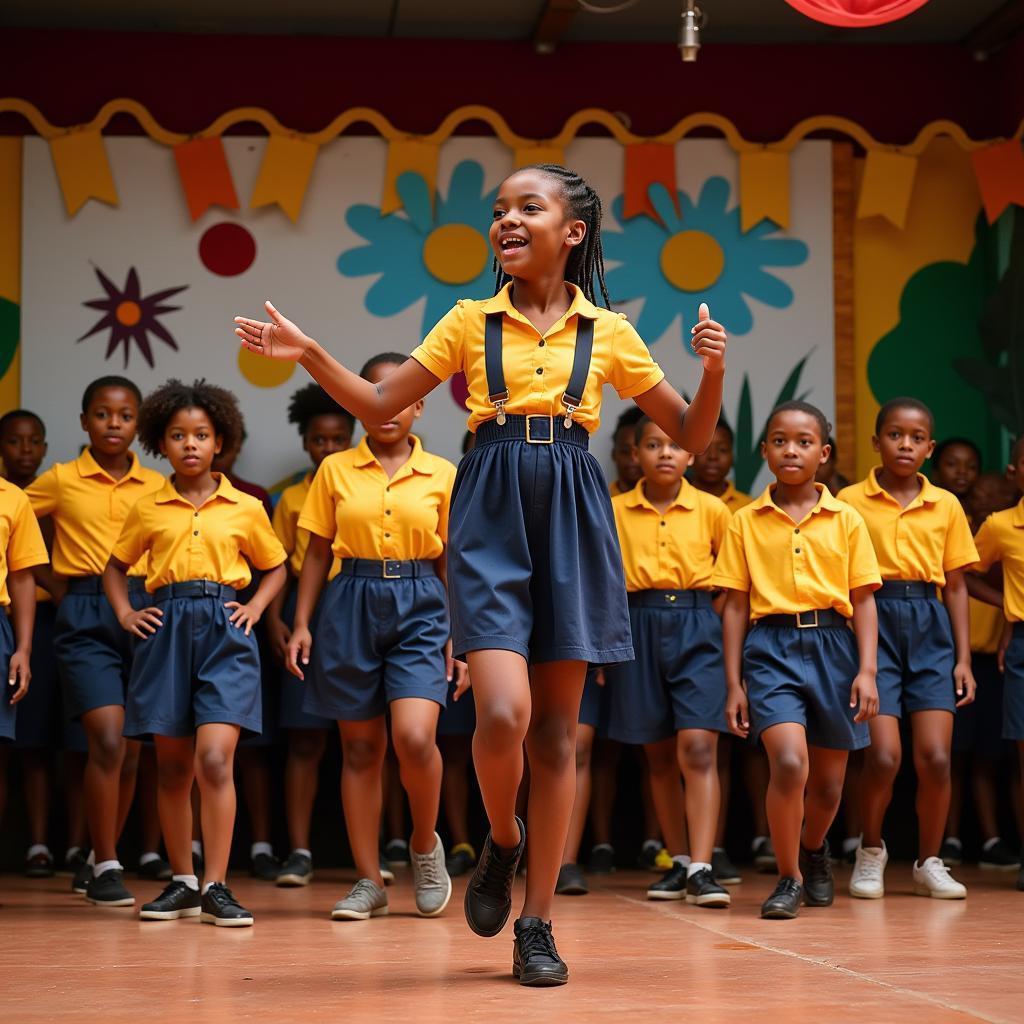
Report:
439,735,473,848
561,723,595,865
588,738,621,847
194,723,242,883
153,735,195,876
236,747,273,847
741,743,771,837
804,746,849,849
136,744,163,856
389,697,443,855
284,728,327,852
714,737,731,847
80,705,130,863
677,729,720,864
643,738,688,855
860,715,902,849
910,710,954,861
20,750,51,846
760,723,810,880
64,751,89,854
338,716,388,886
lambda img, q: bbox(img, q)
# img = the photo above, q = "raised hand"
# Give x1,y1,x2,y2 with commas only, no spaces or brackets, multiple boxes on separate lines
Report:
691,302,727,373
234,301,311,362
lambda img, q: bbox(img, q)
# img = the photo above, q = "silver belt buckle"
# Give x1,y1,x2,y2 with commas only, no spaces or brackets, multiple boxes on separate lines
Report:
525,414,554,445
796,609,819,629
383,560,402,579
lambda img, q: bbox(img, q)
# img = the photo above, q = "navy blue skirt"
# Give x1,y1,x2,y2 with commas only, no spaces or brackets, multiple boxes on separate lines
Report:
448,417,633,665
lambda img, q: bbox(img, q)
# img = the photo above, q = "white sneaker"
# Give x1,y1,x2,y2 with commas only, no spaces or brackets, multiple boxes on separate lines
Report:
912,856,967,899
849,843,887,899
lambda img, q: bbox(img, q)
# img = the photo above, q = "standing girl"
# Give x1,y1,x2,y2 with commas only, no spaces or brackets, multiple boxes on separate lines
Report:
235,164,727,985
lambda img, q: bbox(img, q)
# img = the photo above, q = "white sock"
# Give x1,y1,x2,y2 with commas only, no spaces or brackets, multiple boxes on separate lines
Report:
945,835,962,847
27,843,50,860
173,873,199,892
672,854,691,868
642,838,661,852
251,841,273,859
982,836,1002,852
687,861,712,878
139,851,161,867
842,836,861,855
191,840,203,856
65,845,83,862
293,848,312,859
592,842,613,852
751,835,768,849
94,859,121,877
86,850,96,866
201,881,222,895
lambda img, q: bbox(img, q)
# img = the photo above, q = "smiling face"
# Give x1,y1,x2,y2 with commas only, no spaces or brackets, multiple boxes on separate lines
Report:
874,406,934,479
636,420,691,488
361,362,422,445
933,442,980,497
762,410,830,487
489,169,586,283
691,424,734,486
80,385,139,459
0,415,47,483
160,406,222,479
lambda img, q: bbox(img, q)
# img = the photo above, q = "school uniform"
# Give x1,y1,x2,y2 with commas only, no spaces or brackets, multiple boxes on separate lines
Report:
839,470,978,717
973,501,1024,741
297,436,455,722
112,474,286,739
718,480,752,515
953,596,1009,757
712,484,881,749
0,480,49,740
604,479,730,744
412,282,664,665
26,450,163,719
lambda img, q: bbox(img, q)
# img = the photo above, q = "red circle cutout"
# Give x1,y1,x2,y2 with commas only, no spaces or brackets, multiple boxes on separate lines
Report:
199,222,256,276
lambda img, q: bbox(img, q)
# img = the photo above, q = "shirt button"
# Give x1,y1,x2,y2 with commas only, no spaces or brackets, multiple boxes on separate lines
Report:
660,521,666,527
535,367,543,375
194,512,199,518
795,547,801,554
385,510,391,515
538,340,545,347
386,486,390,491
385,532,391,539
794,528,800,534
193,531,199,537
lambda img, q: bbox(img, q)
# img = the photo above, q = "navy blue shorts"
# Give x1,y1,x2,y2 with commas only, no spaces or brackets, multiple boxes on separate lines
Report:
304,566,449,722
124,581,262,739
952,653,1011,756
437,680,476,737
55,576,146,720
13,602,59,748
448,419,633,665
1003,624,1024,742
277,586,332,732
605,591,726,744
578,666,609,732
0,613,15,742
876,582,956,718
743,620,869,751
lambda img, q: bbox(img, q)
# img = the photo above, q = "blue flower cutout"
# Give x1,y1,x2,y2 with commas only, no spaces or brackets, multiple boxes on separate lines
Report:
338,160,497,335
603,177,809,346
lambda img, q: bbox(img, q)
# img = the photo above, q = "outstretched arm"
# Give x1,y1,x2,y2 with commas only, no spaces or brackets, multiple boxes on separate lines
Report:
234,301,441,423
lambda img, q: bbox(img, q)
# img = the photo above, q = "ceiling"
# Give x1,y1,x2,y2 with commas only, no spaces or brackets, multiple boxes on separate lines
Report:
0,0,1014,46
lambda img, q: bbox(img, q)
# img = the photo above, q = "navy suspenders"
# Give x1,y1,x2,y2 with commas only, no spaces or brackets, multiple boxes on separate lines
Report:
484,311,595,429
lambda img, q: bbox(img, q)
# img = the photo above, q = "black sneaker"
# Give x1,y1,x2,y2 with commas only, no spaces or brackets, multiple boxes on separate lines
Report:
712,847,742,885
647,863,687,900
200,882,254,927
799,841,834,907
445,844,476,877
761,876,803,919
26,851,55,878
635,841,660,871
464,816,525,937
384,838,409,867
686,867,731,908
86,868,134,907
140,880,202,920
250,851,279,881
979,838,1021,871
276,850,313,887
751,837,777,873
587,843,616,874
380,857,395,886
512,917,568,987
71,857,92,894
555,863,589,896
138,856,173,881
939,837,963,867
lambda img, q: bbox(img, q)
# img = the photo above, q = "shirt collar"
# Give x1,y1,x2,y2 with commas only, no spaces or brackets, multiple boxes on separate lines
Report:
752,482,842,517
478,281,600,329
864,466,942,507
353,434,431,475
154,472,240,507
623,477,696,512
1012,499,1024,528
75,447,146,484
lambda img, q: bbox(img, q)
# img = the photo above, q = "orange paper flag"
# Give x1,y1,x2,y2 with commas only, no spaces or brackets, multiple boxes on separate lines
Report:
49,129,118,217
856,148,918,229
513,145,565,169
250,135,319,223
970,140,1024,224
739,149,790,232
623,144,678,222
174,137,239,222
382,140,440,216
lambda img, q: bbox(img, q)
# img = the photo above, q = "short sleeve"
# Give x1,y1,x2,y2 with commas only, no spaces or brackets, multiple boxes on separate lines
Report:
942,500,980,574
607,316,665,400
709,501,730,559
25,466,60,518
973,516,1000,572
242,506,287,571
272,492,298,556
846,511,882,591
6,491,48,571
111,501,149,569
409,301,467,384
297,462,338,540
436,462,456,546
711,517,751,592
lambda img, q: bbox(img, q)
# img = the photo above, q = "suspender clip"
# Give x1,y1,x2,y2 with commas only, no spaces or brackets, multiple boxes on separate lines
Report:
562,404,578,430
488,389,510,427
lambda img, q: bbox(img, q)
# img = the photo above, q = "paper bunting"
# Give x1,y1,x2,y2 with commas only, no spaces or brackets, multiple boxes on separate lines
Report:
173,137,239,222
513,145,565,169
250,135,319,223
970,140,1024,225
856,149,918,229
623,143,678,222
49,129,118,217
739,149,790,232
382,140,440,215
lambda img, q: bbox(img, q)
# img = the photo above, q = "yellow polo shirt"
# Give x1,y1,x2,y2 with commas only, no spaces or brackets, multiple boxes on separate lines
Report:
712,483,881,619
613,478,729,592
112,474,285,592
411,282,664,433
718,480,752,515
273,475,341,581
974,501,1024,622
26,449,163,577
838,469,977,585
0,479,49,607
298,436,456,562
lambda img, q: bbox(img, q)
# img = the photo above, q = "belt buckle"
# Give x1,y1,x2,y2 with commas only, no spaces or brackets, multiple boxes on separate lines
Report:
796,609,818,629
383,559,402,579
201,580,216,596
525,414,554,445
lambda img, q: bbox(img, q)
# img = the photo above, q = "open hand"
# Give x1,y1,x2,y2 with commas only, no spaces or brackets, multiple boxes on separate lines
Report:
120,605,163,639
234,301,311,362
691,303,727,373
224,600,262,637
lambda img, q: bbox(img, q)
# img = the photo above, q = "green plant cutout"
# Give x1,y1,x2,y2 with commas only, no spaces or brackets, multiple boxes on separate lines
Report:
0,297,18,381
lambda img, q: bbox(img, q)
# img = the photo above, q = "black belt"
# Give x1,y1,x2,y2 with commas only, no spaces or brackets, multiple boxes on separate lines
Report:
876,580,937,600
339,558,436,579
67,575,146,595
756,608,848,629
628,589,712,609
153,580,237,602
474,414,590,449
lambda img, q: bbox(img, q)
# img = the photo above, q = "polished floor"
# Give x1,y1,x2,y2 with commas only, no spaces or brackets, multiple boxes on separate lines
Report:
1,864,1022,1023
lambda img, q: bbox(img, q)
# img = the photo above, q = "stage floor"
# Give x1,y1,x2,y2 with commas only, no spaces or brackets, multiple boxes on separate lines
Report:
1,864,1021,1022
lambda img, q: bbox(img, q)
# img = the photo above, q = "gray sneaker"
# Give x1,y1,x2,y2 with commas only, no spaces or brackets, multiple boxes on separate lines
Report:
411,832,453,917
331,879,389,920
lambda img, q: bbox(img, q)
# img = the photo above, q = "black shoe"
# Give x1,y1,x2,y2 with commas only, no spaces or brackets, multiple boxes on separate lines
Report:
250,851,279,881
686,867,731,908
276,850,313,887
939,837,963,867
71,857,92,894
751,837,777,873
799,841,834,907
979,838,1021,871
61,848,87,877
647,863,687,900
464,816,525,937
384,838,409,867
138,856,173,881
555,863,589,896
85,868,134,907
635,841,660,871
26,851,55,878
512,917,568,987
761,876,803,919
587,843,616,874
380,857,395,886
712,847,742,885
140,880,202,920
200,882,253,927
445,844,476,878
